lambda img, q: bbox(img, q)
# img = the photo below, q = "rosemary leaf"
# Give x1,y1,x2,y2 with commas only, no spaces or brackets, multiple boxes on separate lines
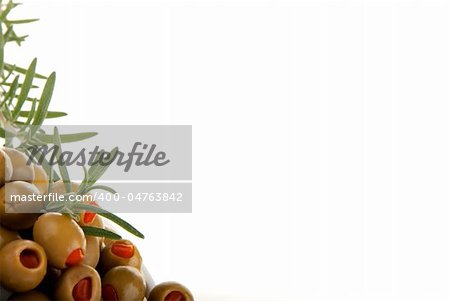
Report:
4,63,47,79
12,94,41,102
36,131,97,144
78,147,118,193
53,126,72,193
88,148,118,183
12,58,36,120
18,110,67,119
2,82,39,89
24,98,37,125
32,72,55,127
47,161,54,195
81,226,122,240
1,67,14,84
4,75,18,105
79,166,89,193
84,185,118,194
7,18,39,24
73,203,145,239
0,19,4,74
0,1,15,19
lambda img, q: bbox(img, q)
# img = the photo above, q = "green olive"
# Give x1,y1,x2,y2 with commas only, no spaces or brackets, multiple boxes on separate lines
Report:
4,148,34,183
148,282,194,301
50,180,97,220
0,181,42,230
55,264,101,301
0,149,13,186
32,164,48,194
33,213,86,269
0,240,47,292
0,225,20,249
50,180,80,195
8,290,50,301
83,235,101,268
102,266,146,301
78,211,103,228
72,192,99,229
50,180,100,222
78,214,103,266
100,239,142,273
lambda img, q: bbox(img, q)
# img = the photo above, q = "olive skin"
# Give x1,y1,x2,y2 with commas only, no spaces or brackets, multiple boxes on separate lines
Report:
78,211,103,228
47,181,91,210
78,214,103,265
102,266,146,301
50,180,81,195
100,239,142,273
0,225,20,249
8,290,50,301
148,282,194,301
69,190,99,229
83,235,101,268
0,149,13,186
33,213,86,269
0,240,47,292
0,181,42,230
32,164,48,194
3,148,34,183
55,264,101,301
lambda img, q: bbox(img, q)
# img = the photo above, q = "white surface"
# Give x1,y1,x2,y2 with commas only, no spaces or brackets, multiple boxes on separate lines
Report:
8,0,450,300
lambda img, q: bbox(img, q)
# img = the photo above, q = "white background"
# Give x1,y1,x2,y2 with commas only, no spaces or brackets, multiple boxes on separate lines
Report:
8,0,450,300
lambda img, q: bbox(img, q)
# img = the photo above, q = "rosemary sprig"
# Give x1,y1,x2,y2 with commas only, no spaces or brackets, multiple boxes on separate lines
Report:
18,111,66,119
4,63,47,79
11,58,36,120
0,1,145,241
39,128,145,240
35,132,98,144
53,127,72,193
80,226,122,240
74,204,145,239
77,148,119,194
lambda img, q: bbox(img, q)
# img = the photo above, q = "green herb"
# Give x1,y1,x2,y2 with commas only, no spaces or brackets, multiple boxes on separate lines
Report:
74,203,145,239
53,127,71,193
81,226,122,240
0,1,145,241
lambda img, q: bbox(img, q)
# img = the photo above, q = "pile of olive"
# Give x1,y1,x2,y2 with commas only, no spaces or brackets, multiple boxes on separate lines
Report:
0,148,193,301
